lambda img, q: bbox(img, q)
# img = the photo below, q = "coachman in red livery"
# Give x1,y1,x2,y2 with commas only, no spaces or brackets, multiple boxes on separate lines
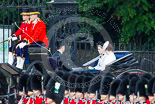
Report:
13,7,49,69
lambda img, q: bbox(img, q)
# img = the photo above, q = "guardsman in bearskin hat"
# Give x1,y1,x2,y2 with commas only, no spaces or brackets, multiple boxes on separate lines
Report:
139,73,153,104
116,77,130,104
99,76,114,103
8,8,30,67
14,7,49,69
26,75,34,104
46,77,65,104
75,75,85,104
17,74,29,104
68,74,78,104
82,76,93,103
87,75,102,104
135,77,149,103
30,74,43,104
61,73,71,104
43,73,51,103
128,74,139,103
147,76,155,103
108,79,121,104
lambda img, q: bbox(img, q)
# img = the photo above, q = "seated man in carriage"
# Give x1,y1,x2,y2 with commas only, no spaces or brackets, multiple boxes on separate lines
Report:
52,42,65,59
87,41,116,71
8,7,49,69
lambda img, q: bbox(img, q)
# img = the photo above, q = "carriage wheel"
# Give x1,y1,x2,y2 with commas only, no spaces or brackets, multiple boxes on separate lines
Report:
26,60,46,75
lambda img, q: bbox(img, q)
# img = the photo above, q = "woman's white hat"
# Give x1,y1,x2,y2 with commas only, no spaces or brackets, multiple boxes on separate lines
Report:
102,41,109,51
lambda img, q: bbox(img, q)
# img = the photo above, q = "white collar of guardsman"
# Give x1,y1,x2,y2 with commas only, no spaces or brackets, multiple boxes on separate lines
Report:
33,18,39,24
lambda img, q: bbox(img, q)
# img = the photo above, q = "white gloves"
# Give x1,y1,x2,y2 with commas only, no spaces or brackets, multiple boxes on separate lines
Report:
8,36,17,41
12,37,18,41
8,36,12,40
16,42,27,49
20,42,27,48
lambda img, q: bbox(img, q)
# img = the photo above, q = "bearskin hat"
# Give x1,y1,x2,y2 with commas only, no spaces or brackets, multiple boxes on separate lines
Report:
108,79,121,96
100,76,113,95
88,75,102,94
147,77,155,96
129,76,140,95
152,77,155,94
26,75,33,92
136,78,148,98
68,74,78,92
31,74,42,91
46,78,65,104
18,74,29,92
75,75,85,93
82,76,93,93
116,77,129,95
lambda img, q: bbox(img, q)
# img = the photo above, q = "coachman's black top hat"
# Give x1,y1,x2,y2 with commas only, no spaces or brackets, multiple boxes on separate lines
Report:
29,7,40,15
20,8,30,15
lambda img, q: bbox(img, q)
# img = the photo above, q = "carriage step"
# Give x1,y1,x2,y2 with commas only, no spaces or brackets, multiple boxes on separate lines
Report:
0,63,22,75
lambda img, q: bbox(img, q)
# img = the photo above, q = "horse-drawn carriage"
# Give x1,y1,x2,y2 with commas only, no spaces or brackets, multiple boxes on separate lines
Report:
0,46,146,104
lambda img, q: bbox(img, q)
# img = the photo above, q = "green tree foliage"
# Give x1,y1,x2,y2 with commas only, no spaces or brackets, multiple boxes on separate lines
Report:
75,0,155,45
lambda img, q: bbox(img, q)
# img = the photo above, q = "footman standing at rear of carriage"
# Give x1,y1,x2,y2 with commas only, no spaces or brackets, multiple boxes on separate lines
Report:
15,7,49,69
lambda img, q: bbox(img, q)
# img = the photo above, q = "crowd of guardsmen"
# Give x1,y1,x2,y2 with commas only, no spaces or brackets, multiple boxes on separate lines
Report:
16,70,155,104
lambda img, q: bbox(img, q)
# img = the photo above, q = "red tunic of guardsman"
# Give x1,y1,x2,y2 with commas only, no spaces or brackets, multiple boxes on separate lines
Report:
26,97,34,104
70,99,76,104
45,98,48,104
79,99,86,104
24,18,49,47
146,99,150,104
64,97,69,104
24,97,29,104
35,96,44,104
18,97,29,104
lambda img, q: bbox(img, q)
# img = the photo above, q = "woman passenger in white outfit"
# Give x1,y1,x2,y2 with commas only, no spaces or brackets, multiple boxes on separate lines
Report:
88,41,116,71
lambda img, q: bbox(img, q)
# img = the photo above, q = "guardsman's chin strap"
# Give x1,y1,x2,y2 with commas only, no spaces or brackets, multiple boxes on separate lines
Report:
41,76,45,104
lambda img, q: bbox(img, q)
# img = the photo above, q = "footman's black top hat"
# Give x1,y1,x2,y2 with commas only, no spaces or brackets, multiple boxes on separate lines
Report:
29,7,40,15
20,8,30,15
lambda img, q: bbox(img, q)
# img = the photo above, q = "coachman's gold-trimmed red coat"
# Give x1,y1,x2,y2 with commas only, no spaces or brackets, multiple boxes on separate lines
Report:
24,18,49,47
14,21,30,41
